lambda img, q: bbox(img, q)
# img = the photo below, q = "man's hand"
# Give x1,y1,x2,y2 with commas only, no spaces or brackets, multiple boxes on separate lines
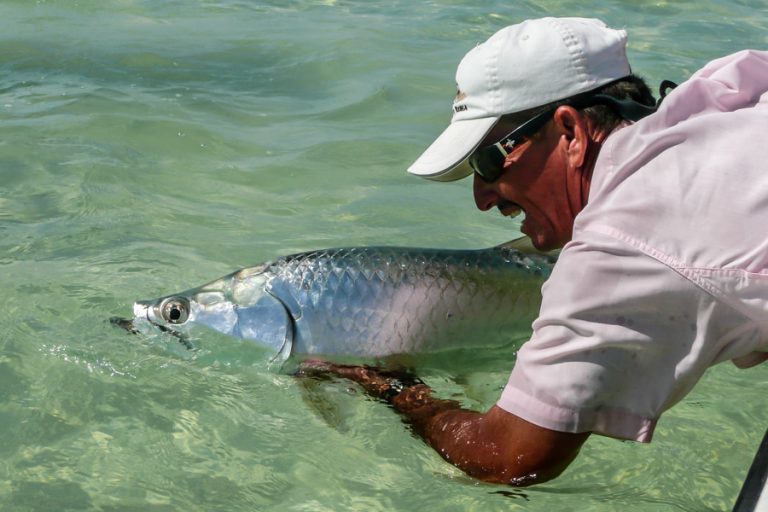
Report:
295,359,427,403
295,360,590,486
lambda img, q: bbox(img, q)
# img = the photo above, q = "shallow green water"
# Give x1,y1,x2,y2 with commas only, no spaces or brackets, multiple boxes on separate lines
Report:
1,1,767,510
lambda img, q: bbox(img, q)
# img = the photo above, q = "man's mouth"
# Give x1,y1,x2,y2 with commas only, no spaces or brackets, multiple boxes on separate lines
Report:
498,201,523,219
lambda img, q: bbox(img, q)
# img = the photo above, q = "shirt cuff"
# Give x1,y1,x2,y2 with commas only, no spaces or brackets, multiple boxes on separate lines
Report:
497,383,658,443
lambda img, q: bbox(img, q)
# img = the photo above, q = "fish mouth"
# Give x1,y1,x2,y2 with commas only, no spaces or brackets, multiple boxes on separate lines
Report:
110,304,195,350
109,302,150,336
110,316,138,334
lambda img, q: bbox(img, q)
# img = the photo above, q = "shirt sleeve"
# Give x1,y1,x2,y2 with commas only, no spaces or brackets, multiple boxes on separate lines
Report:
497,230,755,442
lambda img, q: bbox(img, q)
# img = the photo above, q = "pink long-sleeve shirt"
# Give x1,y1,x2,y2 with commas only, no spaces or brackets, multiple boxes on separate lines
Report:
498,50,768,442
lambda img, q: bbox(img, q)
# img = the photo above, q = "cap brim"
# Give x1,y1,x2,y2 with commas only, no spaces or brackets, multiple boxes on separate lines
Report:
407,117,498,182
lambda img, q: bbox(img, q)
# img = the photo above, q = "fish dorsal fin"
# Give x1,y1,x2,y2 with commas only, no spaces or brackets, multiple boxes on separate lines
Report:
495,236,561,257
496,236,537,253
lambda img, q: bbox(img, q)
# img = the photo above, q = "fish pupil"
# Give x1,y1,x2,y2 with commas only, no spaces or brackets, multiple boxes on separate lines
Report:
159,297,189,324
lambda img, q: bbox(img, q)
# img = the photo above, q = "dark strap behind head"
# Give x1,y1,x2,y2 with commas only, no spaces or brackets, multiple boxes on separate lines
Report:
573,80,679,123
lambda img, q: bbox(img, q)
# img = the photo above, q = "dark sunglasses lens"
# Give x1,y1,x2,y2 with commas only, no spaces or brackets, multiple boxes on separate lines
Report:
469,146,506,182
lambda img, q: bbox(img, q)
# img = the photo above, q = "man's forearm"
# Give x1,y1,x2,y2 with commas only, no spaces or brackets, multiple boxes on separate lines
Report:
391,384,564,485
297,362,588,486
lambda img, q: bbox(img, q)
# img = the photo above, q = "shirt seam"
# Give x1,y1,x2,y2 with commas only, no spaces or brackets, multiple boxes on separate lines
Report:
581,225,768,332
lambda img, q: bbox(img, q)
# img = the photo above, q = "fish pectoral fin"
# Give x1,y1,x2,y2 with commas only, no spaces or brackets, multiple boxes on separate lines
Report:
294,376,352,434
234,294,294,363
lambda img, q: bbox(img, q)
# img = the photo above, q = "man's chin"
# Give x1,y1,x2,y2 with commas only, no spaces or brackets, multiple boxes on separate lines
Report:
531,238,556,252
522,227,563,253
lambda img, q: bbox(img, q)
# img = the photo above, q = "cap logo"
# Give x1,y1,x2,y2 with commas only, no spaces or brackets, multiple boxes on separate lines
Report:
453,89,468,112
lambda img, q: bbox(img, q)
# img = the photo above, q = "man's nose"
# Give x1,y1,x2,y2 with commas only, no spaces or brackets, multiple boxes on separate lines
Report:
473,173,499,211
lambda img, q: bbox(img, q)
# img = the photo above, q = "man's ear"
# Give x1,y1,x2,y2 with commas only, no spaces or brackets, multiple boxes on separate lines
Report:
552,106,589,169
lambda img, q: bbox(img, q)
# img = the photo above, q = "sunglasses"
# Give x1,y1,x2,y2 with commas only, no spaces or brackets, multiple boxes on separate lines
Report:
468,106,558,183
468,94,658,183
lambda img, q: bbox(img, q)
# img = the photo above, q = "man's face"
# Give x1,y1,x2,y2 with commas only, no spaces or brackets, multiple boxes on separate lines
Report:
471,113,581,252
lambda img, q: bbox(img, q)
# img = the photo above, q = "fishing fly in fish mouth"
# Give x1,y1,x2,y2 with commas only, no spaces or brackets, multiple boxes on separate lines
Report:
112,245,553,362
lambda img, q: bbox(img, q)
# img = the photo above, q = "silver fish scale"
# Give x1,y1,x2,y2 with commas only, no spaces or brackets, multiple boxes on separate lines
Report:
262,246,551,356
127,246,554,359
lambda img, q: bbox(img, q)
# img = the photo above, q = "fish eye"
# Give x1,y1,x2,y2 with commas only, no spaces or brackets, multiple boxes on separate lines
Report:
159,297,190,324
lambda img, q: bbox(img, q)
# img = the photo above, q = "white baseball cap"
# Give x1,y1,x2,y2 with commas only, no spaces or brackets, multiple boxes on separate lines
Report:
407,17,632,181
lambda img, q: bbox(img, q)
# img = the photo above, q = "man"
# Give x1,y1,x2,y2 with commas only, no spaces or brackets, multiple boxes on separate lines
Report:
300,17,768,485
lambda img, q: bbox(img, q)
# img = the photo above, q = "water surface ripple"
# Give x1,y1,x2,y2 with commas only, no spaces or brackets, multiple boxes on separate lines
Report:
1,1,766,510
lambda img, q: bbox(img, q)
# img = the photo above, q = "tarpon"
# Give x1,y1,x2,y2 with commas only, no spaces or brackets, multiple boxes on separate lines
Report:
112,245,554,362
